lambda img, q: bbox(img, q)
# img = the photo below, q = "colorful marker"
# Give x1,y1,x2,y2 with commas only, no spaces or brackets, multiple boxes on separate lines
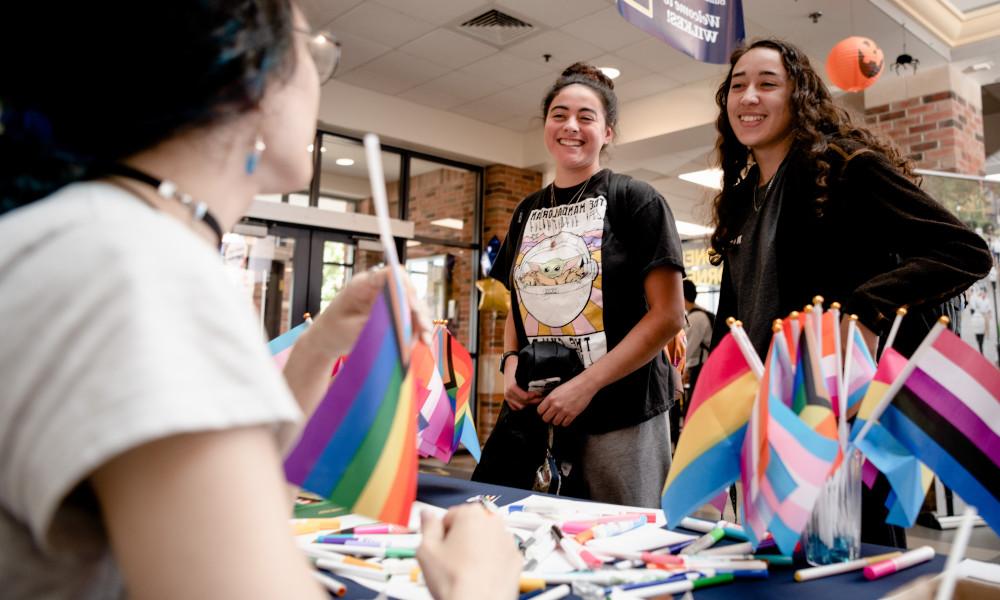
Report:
575,516,647,544
290,517,341,536
551,526,603,570
794,551,902,582
340,524,411,535
680,527,724,555
863,546,935,581
611,572,734,598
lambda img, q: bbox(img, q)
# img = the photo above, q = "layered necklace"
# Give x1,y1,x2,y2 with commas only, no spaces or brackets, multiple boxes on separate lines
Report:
549,173,594,208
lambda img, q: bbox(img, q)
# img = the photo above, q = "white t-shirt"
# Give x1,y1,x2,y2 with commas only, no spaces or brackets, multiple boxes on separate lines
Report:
0,182,301,599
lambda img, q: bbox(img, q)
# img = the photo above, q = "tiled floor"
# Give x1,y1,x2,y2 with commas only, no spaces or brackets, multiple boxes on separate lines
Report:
420,453,1000,564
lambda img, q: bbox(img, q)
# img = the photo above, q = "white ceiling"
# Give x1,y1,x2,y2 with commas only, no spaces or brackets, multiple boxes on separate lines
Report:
302,0,1000,226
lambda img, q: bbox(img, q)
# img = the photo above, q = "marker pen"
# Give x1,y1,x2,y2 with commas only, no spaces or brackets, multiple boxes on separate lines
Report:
321,543,416,558
575,516,647,544
679,517,716,534
311,570,347,597
551,526,603,570
794,551,902,582
290,517,341,536
611,573,734,599
300,544,384,570
703,553,792,566
680,527,724,555
561,513,657,534
716,520,749,541
863,546,934,581
342,524,410,535
315,558,391,582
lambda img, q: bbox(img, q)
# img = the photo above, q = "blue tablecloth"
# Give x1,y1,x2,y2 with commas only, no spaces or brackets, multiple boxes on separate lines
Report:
332,473,946,599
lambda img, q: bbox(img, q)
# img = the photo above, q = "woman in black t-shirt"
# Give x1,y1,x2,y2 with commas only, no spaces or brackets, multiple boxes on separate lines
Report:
473,63,686,508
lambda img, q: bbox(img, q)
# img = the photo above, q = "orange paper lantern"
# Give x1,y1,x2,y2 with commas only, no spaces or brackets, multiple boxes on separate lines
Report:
826,36,884,92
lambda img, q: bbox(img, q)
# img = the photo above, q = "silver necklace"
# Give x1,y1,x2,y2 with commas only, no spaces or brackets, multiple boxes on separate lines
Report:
550,173,594,208
753,171,776,212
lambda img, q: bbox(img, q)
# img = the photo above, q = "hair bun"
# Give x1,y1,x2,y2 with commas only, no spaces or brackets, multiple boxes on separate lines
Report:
561,62,614,90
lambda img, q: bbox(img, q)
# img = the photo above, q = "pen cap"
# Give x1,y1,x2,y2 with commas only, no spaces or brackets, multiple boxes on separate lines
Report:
863,560,897,580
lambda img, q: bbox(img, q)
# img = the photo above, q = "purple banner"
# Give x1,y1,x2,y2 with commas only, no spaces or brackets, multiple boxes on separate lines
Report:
617,0,745,65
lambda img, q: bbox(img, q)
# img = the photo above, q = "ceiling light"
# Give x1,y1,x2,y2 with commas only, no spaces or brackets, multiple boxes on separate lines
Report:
430,218,464,230
675,220,714,237
307,144,314,152
599,67,621,80
984,173,1000,182
335,158,354,166
320,146,327,153
678,168,723,190
406,240,422,247
971,61,994,72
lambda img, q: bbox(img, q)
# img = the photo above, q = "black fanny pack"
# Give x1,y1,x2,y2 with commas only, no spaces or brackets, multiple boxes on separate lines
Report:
514,340,584,395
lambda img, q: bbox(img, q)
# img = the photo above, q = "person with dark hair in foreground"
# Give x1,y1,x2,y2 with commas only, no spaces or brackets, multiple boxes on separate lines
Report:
0,3,519,598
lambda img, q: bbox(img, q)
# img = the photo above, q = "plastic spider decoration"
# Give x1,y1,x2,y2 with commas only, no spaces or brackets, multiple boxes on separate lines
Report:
891,52,919,75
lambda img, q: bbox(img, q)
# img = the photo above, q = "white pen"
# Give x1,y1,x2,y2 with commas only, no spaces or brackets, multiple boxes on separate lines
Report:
311,571,347,597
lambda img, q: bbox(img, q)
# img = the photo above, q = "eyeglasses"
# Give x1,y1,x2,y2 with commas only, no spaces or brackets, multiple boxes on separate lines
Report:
295,28,341,84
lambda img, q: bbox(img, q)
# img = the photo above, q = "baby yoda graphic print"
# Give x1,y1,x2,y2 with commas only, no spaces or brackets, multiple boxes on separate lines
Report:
513,194,606,367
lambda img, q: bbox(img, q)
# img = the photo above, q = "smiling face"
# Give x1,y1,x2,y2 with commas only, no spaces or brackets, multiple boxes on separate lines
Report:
544,84,613,181
726,47,794,159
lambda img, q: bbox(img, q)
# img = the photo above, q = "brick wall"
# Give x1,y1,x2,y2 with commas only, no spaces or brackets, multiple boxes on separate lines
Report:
477,164,542,441
864,90,985,175
403,168,478,347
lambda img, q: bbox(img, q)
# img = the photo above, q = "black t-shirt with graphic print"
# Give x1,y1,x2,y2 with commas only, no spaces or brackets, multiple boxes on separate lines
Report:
491,169,685,434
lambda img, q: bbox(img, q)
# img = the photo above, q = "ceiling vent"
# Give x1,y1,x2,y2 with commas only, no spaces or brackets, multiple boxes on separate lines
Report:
456,8,535,46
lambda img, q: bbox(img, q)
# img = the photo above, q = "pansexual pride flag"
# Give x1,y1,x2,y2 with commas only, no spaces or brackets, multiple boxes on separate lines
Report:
283,276,417,525
662,331,758,526
413,341,455,462
433,325,480,461
268,321,310,369
877,325,1000,532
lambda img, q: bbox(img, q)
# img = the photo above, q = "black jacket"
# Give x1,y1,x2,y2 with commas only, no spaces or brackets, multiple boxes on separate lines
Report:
712,140,993,357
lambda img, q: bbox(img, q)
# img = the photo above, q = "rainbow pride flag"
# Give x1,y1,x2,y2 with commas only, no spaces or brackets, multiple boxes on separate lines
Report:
433,326,480,461
267,321,310,369
283,277,417,525
662,332,758,526
413,341,455,462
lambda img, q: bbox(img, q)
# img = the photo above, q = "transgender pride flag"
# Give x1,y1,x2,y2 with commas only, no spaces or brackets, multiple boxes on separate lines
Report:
413,341,455,462
432,326,480,462
268,321,310,370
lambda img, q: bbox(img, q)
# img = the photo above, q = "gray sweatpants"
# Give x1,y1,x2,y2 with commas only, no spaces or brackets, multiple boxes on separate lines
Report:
580,412,672,508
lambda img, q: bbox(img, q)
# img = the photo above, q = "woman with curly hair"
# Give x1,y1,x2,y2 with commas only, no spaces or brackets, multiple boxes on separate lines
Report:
708,38,990,359
707,38,991,547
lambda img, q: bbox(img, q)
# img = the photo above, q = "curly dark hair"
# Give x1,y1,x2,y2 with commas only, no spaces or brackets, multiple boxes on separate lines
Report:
0,0,297,215
542,62,619,139
708,38,914,265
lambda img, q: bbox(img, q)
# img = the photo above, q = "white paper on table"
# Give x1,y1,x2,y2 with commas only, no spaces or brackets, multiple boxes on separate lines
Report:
587,524,695,555
957,558,1000,584
502,494,666,525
